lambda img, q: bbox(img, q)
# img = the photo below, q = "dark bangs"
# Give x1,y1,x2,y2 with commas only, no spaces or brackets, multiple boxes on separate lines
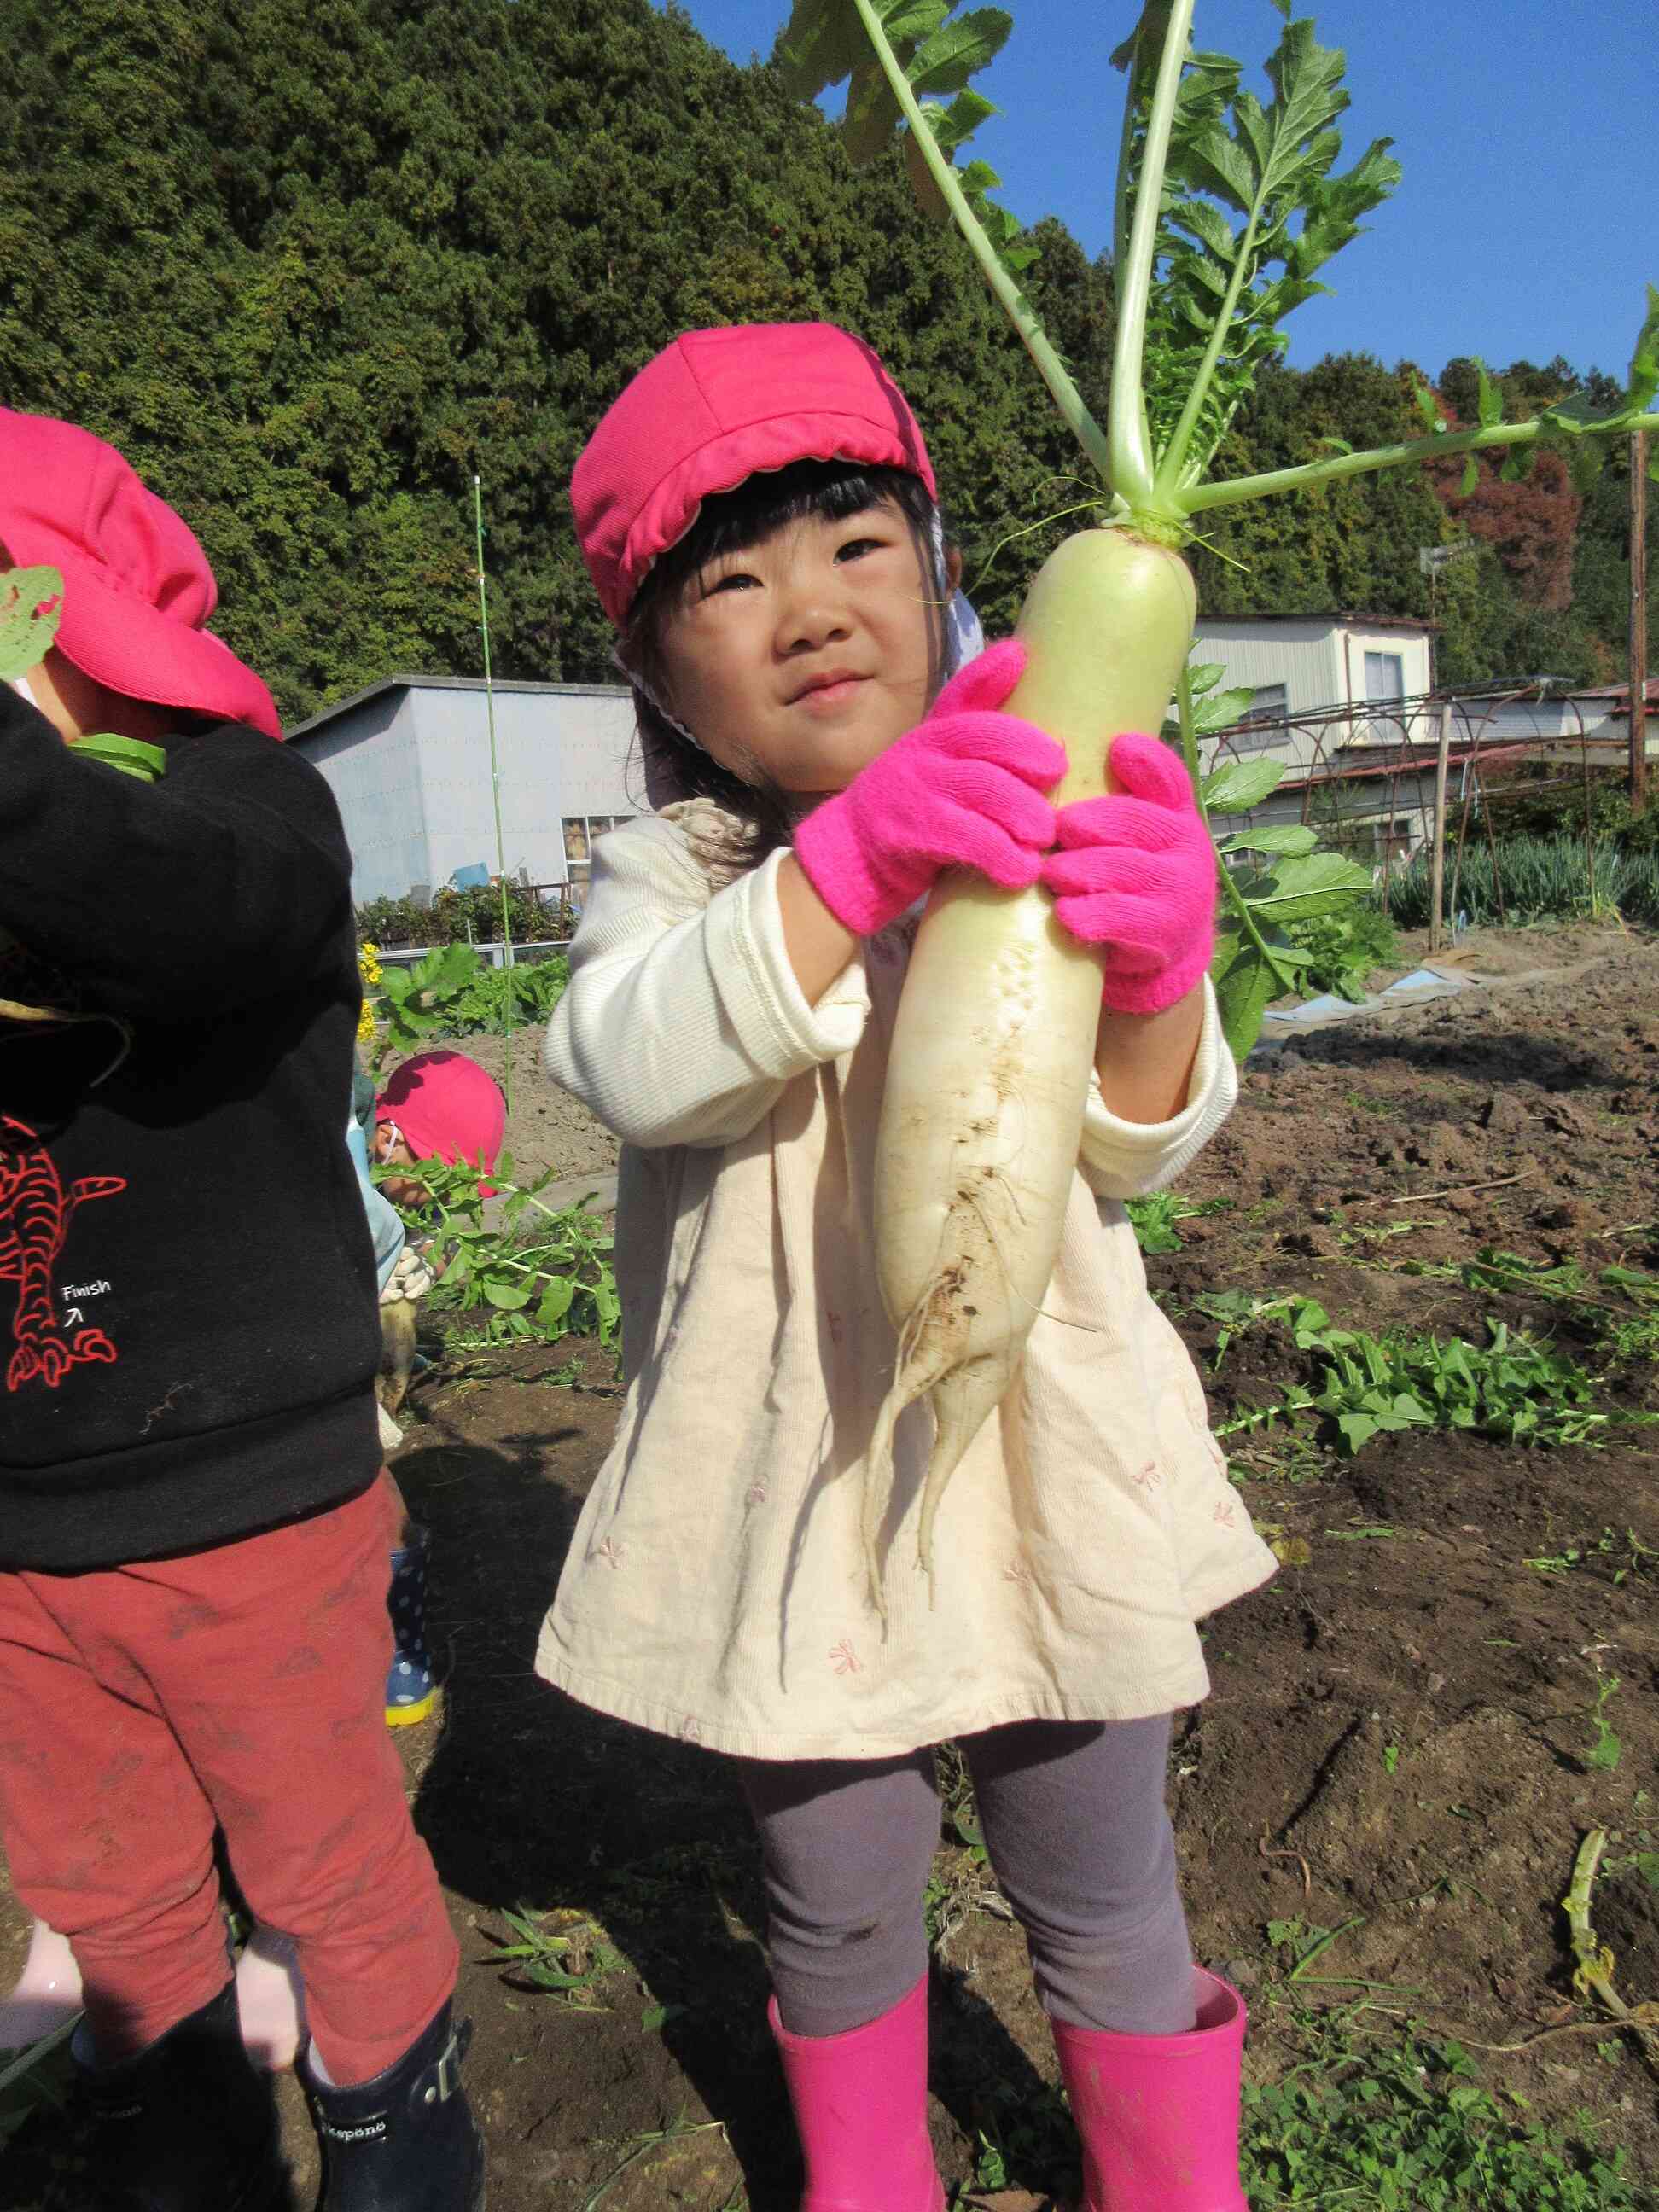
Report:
636,459,937,617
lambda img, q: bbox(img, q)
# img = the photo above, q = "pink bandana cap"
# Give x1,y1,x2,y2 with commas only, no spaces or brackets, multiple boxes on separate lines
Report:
376,1051,507,1199
0,408,281,739
570,323,937,628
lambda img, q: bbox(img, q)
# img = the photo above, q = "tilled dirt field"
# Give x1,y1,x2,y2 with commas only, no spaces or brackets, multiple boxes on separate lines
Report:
3,923,1656,2209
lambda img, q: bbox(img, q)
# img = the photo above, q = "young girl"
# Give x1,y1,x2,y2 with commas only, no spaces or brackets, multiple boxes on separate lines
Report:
539,323,1276,2210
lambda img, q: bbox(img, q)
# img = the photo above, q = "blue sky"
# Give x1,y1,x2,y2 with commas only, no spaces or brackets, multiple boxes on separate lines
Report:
655,0,1656,383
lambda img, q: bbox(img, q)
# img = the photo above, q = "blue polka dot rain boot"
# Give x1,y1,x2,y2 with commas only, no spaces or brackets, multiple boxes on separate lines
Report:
386,1523,439,1728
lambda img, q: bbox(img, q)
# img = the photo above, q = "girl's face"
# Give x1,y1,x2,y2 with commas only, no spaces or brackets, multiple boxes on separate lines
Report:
653,498,954,797
373,1124,431,1209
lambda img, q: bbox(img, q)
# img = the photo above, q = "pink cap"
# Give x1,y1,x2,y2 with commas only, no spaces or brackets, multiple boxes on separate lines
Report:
0,408,281,739
571,323,936,626
376,1051,506,1198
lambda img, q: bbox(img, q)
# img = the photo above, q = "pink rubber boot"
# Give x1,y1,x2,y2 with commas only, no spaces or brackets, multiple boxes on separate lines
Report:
769,1974,946,2211
1050,1968,1249,2210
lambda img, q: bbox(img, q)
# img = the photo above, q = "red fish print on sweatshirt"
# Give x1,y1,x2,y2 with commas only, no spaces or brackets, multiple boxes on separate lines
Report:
1,1115,124,1390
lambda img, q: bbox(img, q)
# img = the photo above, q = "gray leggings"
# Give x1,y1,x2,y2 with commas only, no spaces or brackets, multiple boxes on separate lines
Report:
738,1716,1193,2040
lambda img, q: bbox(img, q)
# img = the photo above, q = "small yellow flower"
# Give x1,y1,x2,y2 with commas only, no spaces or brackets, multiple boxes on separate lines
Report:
358,941,382,987
357,998,378,1045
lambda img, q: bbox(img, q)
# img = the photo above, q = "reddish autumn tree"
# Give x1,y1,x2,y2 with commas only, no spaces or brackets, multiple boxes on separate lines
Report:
1423,363,1582,611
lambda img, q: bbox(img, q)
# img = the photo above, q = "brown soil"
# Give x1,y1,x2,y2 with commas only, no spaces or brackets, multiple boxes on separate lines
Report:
4,922,1657,2209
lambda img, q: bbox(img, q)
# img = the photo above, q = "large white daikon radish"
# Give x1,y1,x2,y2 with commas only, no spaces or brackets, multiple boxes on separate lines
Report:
864,526,1198,1606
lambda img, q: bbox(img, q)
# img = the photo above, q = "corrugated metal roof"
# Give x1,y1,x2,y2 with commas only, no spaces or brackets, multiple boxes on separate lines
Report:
285,673,630,744
1196,612,1441,633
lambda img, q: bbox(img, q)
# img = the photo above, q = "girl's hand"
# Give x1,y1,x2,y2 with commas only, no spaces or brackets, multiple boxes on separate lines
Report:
1040,734,1217,1015
793,642,1064,937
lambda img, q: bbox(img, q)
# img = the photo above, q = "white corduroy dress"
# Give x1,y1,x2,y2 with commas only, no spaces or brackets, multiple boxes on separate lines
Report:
536,804,1277,1760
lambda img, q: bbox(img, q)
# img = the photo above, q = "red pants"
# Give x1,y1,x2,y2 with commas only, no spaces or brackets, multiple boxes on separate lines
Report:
0,1480,457,2082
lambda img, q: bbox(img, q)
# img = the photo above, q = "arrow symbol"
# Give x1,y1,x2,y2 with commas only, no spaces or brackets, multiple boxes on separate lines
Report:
63,1307,84,1325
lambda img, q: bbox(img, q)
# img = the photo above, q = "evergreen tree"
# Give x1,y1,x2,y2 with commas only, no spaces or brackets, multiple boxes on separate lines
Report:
3,0,1645,717
0,0,1086,719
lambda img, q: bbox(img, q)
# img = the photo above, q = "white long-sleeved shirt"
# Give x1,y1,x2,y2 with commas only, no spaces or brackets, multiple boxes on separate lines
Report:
537,804,1275,1759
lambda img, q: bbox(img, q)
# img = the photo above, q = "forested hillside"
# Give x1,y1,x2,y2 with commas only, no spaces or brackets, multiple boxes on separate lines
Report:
2,0,1648,721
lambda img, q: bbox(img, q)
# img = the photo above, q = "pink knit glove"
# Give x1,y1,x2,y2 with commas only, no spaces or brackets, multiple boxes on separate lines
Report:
794,641,1064,936
1040,734,1217,1014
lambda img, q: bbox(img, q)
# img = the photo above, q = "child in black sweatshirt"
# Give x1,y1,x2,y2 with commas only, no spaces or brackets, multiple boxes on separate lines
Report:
0,408,484,2210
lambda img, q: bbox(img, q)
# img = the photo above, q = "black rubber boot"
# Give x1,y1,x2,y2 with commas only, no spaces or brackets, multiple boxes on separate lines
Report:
303,2000,485,2210
80,1979,290,2210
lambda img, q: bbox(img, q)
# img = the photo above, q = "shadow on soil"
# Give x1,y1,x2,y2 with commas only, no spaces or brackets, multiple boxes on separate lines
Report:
1292,1023,1625,1093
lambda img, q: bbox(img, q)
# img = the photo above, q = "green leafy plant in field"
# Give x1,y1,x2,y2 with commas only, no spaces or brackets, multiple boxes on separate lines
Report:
774,0,1659,1056
1307,1318,1608,1454
1383,1249,1659,1375
447,957,569,1035
1194,1288,1330,1364
379,1152,619,1351
1124,1190,1231,1252
1239,2002,1644,2210
1585,1667,1623,1775
1200,1291,1640,1453
486,1906,621,2007
1281,900,1399,1002
367,941,568,1059
1387,837,1659,932
1524,1530,1656,1586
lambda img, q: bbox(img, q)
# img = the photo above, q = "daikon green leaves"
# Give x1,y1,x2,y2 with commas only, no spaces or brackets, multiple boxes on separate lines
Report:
775,0,1030,271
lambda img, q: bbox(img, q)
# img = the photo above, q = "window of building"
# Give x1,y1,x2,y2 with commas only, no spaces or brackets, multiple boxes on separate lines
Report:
1243,681,1289,724
1218,681,1289,754
562,814,635,905
1363,651,1406,702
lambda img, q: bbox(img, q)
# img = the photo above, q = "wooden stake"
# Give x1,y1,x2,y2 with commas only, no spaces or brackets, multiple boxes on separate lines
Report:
1429,699,1452,952
1631,430,1649,815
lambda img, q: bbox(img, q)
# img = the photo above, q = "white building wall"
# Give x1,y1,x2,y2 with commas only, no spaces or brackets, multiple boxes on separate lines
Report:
1335,624,1435,719
290,680,639,905
1189,618,1436,773
1475,696,1615,747
546,687,642,817
414,689,577,893
1190,619,1344,725
294,689,428,905
1189,620,1344,780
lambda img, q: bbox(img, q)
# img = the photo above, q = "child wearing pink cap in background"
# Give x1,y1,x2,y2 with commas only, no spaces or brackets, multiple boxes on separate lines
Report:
369,1046,506,1726
0,411,483,2209
538,323,1273,2211
374,1049,507,1207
